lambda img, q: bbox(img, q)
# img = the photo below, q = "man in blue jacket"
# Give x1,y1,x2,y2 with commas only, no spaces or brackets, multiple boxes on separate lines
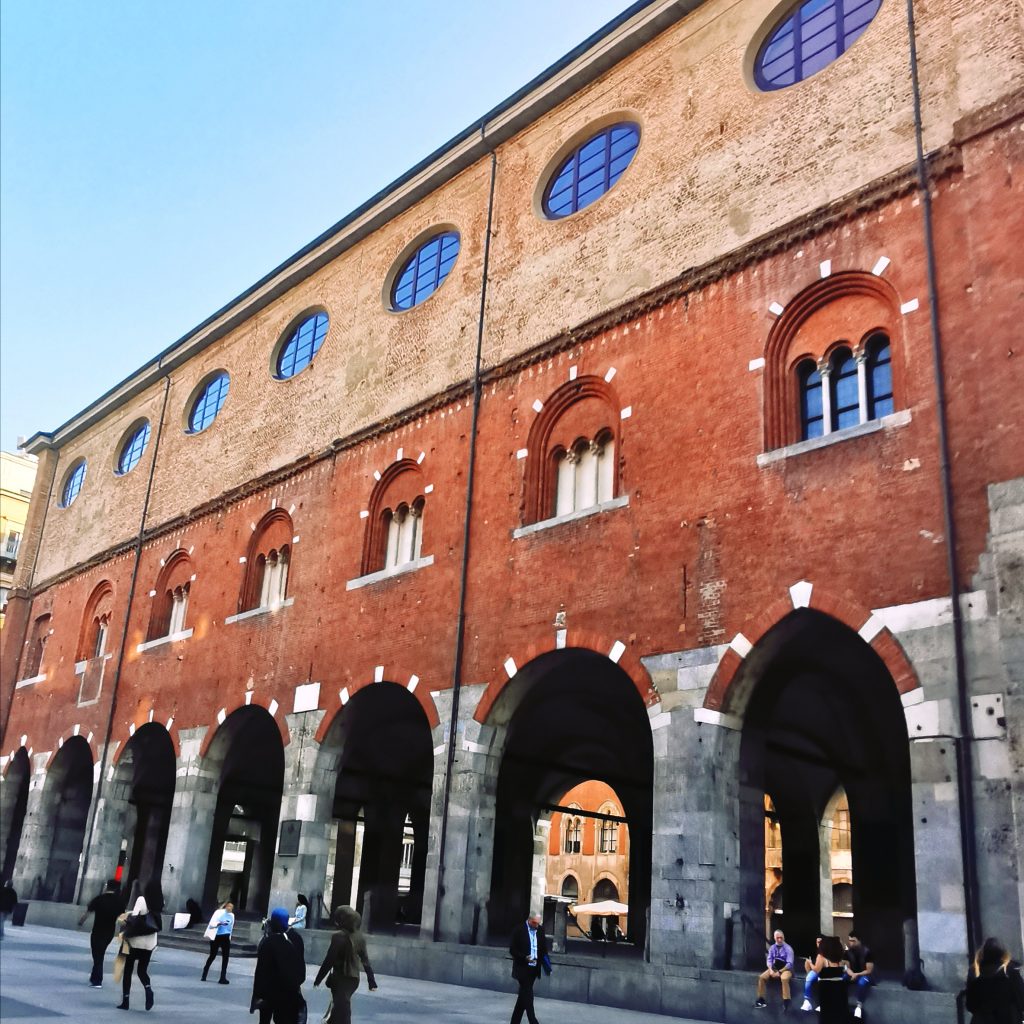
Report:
509,911,549,1024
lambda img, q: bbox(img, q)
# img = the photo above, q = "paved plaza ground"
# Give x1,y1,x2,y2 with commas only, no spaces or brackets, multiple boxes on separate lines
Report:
0,924,712,1023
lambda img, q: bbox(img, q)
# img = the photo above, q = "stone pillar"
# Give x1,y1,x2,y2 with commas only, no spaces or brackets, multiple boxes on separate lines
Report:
644,647,740,969
78,746,133,899
529,815,552,916
11,750,60,898
429,684,497,944
161,726,216,914
268,710,331,916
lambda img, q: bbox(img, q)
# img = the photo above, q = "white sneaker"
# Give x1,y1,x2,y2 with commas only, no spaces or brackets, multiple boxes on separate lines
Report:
854,1006,863,1019
800,1000,813,1012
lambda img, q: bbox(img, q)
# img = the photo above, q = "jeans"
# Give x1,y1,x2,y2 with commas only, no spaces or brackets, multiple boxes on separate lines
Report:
851,975,872,1002
203,934,231,979
123,948,153,997
804,969,819,999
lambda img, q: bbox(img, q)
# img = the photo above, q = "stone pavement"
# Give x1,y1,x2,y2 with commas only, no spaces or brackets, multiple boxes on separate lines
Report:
0,924,712,1023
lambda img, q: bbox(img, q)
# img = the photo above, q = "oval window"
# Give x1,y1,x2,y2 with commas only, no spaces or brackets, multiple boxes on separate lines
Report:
61,459,87,508
543,122,640,219
390,231,460,311
187,372,230,434
116,421,151,475
754,0,882,91
276,311,329,379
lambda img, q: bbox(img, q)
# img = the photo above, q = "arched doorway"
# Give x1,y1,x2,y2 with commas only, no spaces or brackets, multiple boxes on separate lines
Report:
112,724,176,886
1,748,31,880
202,707,284,916
738,609,915,969
487,649,653,948
38,737,93,901
321,683,434,931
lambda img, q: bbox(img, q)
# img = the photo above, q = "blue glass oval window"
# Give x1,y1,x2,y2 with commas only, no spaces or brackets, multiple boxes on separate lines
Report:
754,0,883,91
276,311,329,379
61,460,87,508
543,122,640,219
187,372,230,434
391,232,460,311
117,421,151,475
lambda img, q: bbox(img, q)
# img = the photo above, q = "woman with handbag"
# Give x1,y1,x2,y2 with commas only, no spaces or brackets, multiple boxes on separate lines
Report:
201,900,235,983
313,906,377,1024
118,879,163,1011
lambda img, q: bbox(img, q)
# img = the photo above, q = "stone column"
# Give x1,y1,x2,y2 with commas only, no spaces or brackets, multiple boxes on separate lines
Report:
11,749,61,898
78,745,133,899
268,709,333,917
160,726,216,913
644,647,740,969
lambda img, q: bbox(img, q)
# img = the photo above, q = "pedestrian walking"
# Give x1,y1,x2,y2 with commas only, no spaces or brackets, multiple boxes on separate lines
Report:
78,878,123,987
508,910,550,1024
965,937,1024,1024
118,879,163,1012
201,900,235,983
251,906,307,1024
0,879,17,940
313,905,377,1024
289,893,309,929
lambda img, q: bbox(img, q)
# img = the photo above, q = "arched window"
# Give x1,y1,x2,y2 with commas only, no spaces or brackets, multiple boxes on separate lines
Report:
798,360,824,440
23,613,51,678
275,311,329,379
524,376,621,525
561,875,579,901
564,815,583,854
865,333,893,419
553,430,615,518
361,460,428,576
77,582,114,661
599,817,619,854
60,460,87,508
116,421,151,476
754,0,883,91
148,551,193,641
241,511,293,612
390,232,460,311
830,346,859,431
592,878,619,902
543,123,640,219
186,372,230,434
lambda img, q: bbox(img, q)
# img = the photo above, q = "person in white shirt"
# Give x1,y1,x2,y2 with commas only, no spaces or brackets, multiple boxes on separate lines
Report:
289,894,308,929
118,880,163,1012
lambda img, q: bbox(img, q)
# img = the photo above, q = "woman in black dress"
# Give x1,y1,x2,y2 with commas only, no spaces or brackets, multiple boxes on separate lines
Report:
805,935,848,1024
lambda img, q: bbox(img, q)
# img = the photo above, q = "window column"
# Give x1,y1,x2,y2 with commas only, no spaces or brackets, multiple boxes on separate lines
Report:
856,348,869,424
819,359,834,436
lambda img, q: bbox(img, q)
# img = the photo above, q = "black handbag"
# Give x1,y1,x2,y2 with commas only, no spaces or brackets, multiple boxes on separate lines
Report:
124,911,159,938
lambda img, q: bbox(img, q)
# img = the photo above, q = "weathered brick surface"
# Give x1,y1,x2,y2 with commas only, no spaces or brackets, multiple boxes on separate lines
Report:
23,0,1023,581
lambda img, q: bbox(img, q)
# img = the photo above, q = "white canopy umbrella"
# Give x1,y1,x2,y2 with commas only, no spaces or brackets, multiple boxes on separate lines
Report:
568,899,628,916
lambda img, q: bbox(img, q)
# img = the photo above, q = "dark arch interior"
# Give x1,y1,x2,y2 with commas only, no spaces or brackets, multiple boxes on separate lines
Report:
489,649,653,947
2,748,31,881
326,684,434,932
118,724,176,887
203,708,284,916
739,609,916,970
40,737,93,901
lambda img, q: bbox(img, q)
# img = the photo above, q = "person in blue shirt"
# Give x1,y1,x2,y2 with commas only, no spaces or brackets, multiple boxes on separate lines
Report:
201,901,235,984
755,928,795,1010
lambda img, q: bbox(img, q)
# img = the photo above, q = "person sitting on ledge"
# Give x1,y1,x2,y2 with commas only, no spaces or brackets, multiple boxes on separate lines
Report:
755,928,795,1011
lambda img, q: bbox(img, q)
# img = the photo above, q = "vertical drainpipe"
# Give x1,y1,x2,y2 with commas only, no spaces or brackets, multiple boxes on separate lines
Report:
433,124,498,942
76,372,172,901
904,0,981,952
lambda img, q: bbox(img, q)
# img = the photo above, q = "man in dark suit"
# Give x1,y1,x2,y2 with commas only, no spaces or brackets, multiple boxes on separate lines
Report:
509,911,548,1024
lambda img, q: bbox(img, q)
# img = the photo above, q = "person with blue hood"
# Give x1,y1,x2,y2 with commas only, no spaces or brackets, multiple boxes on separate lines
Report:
250,907,306,1024
313,905,377,1024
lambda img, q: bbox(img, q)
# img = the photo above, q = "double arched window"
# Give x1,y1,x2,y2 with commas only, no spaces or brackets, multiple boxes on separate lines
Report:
78,582,114,661
242,511,293,612
796,332,894,441
563,812,583,854
148,550,193,641
598,804,620,854
361,460,428,576
553,431,615,518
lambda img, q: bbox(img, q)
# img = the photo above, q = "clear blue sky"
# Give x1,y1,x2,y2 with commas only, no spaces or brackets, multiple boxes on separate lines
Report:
1,0,632,452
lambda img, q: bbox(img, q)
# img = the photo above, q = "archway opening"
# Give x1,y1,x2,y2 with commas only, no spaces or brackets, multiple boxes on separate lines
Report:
488,649,652,950
546,780,630,944
1,747,31,881
113,724,176,887
39,737,93,901
739,609,915,970
202,707,284,916
322,684,433,932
